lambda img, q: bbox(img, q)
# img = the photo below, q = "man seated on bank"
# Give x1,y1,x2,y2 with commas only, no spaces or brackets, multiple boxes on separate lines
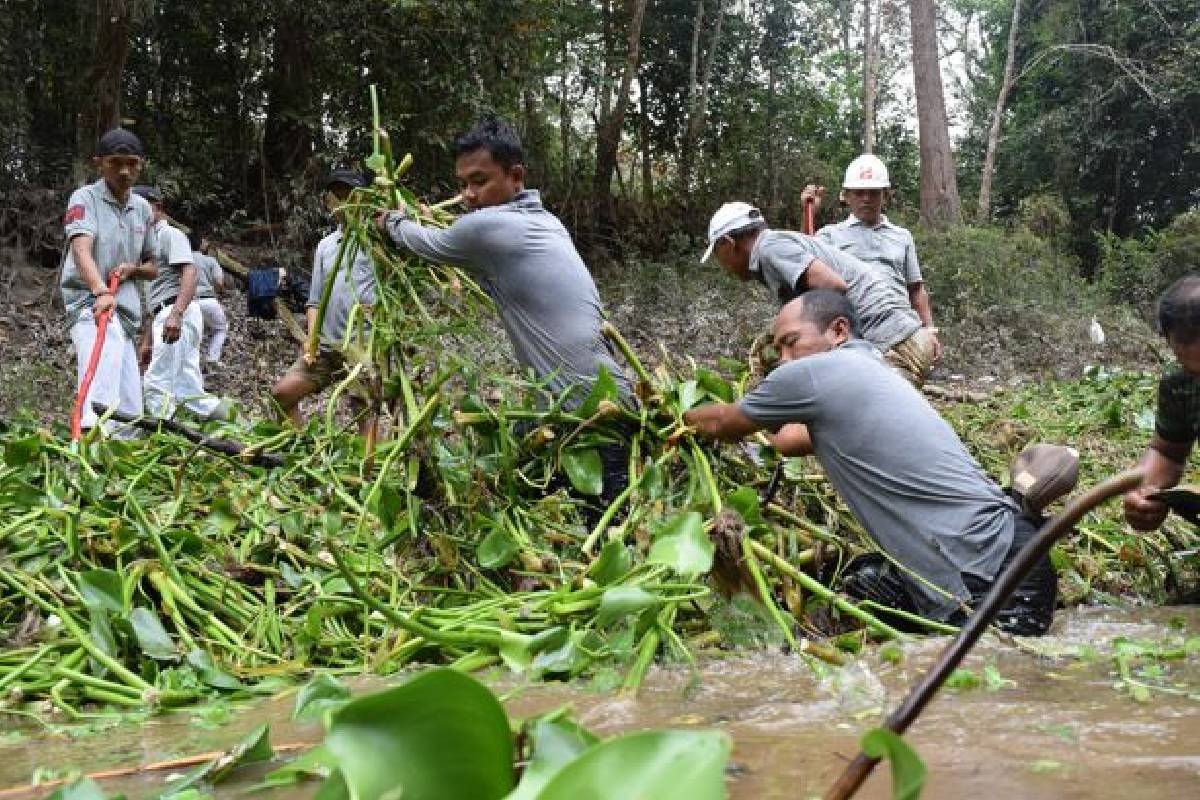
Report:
702,201,934,387
682,290,1057,634
1124,275,1200,532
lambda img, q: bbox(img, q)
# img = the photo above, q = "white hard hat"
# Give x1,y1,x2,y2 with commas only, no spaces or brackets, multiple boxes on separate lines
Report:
701,202,763,263
843,154,890,189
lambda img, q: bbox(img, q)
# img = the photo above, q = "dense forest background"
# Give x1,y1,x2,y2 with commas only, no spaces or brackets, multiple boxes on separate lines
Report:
1,0,1197,300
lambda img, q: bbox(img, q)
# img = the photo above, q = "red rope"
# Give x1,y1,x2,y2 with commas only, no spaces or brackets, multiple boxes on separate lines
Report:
803,197,815,236
70,271,123,441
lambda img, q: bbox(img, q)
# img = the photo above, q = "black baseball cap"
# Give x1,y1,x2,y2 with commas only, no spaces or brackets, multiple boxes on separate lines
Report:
324,169,366,190
97,128,145,157
132,185,162,204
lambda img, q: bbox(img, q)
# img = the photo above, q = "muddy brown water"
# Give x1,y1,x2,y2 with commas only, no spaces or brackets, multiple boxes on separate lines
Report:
2,606,1197,799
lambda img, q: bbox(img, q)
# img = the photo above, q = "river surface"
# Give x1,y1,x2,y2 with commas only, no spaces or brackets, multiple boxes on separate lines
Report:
2,606,1198,799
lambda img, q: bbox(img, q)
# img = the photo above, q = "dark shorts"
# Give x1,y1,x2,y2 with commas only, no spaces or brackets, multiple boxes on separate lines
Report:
841,510,1057,636
284,348,366,399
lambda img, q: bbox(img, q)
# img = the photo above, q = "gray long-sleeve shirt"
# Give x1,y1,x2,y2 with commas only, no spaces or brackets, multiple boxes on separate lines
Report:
384,190,631,403
738,339,1016,619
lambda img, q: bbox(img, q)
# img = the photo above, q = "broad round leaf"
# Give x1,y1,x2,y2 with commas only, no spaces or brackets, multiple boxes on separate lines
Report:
561,449,603,496
325,669,514,800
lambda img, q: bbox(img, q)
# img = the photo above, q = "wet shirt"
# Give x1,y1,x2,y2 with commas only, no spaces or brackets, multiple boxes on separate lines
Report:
307,227,377,346
737,339,1016,619
816,215,923,291
193,252,223,300
146,220,194,309
384,189,632,403
60,178,156,337
1155,368,1200,445
749,229,920,352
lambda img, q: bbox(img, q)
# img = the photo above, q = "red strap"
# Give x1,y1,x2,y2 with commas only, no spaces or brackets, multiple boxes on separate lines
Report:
70,271,123,441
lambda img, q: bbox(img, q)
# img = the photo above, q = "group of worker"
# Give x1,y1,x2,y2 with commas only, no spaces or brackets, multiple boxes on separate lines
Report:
63,120,1197,636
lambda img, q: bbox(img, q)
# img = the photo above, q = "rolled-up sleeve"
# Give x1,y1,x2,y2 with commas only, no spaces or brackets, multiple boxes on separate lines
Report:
902,234,923,284
64,190,97,240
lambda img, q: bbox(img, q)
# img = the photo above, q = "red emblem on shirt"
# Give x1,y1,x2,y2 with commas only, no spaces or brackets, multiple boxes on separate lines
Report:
64,204,85,224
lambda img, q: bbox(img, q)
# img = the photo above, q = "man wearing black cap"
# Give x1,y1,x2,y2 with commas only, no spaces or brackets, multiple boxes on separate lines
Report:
60,128,158,435
135,186,229,421
271,169,377,434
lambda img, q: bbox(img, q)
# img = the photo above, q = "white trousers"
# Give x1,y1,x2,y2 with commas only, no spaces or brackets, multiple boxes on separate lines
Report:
144,303,221,419
70,309,142,436
196,297,228,362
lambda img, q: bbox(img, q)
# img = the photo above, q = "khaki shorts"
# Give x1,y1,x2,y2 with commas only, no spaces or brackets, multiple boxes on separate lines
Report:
285,348,366,398
884,327,937,388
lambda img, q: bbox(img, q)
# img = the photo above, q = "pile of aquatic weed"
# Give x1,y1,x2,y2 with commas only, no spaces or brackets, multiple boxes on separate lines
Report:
943,365,1200,604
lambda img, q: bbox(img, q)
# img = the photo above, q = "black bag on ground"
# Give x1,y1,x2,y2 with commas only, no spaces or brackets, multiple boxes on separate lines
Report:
247,265,280,319
283,268,310,314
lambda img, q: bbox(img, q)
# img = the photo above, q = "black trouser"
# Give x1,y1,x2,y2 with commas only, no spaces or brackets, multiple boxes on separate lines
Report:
840,510,1057,636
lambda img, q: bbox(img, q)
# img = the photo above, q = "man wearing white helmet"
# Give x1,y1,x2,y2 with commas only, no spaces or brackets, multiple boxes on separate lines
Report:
701,199,932,386
802,154,942,362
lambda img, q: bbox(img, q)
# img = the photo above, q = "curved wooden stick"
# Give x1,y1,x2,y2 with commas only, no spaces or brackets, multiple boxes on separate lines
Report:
823,468,1145,800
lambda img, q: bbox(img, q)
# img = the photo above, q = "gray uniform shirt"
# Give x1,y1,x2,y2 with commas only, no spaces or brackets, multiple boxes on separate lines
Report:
60,178,157,337
384,190,631,402
750,229,920,351
816,215,923,291
738,340,1016,619
146,220,193,310
193,252,223,300
307,227,377,346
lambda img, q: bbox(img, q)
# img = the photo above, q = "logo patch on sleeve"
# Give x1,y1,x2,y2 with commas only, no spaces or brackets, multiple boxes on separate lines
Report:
64,204,86,224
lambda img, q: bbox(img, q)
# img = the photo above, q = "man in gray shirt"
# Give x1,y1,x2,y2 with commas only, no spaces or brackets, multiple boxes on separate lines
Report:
803,153,942,362
60,129,158,436
702,201,935,386
272,170,377,435
135,186,226,421
683,290,1056,634
377,118,630,407
189,231,228,366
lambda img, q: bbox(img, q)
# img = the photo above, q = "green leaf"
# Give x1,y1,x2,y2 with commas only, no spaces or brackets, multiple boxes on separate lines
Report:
43,778,114,800
576,368,618,417
4,434,41,466
561,449,603,496
294,673,351,721
478,529,520,570
532,730,730,800
944,668,980,691
724,488,764,528
587,541,633,586
647,512,713,577
255,745,336,790
185,649,242,690
162,723,274,796
363,153,387,175
372,483,405,533
325,669,514,800
677,380,703,412
77,569,125,613
695,368,734,403
129,607,177,661
860,728,926,800
596,587,664,628
506,717,599,800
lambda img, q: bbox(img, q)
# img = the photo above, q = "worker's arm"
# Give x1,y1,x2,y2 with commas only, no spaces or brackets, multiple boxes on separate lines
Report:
908,281,942,360
768,423,813,456
800,259,849,293
163,263,197,343
1123,435,1192,531
69,235,118,315
120,259,157,282
683,402,761,442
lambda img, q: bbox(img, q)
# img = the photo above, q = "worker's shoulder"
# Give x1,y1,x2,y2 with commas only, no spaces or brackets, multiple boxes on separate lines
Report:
876,216,916,242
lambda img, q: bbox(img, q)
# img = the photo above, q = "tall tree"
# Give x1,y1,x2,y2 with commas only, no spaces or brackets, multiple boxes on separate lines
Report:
680,0,728,199
975,0,1020,223
862,0,879,152
78,0,133,161
591,0,649,250
909,0,961,227
262,3,317,182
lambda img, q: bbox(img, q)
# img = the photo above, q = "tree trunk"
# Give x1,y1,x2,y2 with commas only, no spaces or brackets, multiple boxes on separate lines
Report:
679,0,705,193
559,8,572,197
910,0,962,228
591,0,649,252
262,4,315,181
681,0,728,200
976,0,1021,223
77,0,132,161
862,0,879,153
638,72,654,211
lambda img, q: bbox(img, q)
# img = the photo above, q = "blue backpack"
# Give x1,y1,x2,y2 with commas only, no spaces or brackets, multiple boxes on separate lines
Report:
247,266,279,319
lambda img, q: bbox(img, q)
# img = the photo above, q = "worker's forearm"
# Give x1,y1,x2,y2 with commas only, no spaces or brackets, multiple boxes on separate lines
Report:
71,236,107,294
683,403,759,442
909,283,935,328
1143,438,1190,489
130,259,157,281
173,265,198,312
